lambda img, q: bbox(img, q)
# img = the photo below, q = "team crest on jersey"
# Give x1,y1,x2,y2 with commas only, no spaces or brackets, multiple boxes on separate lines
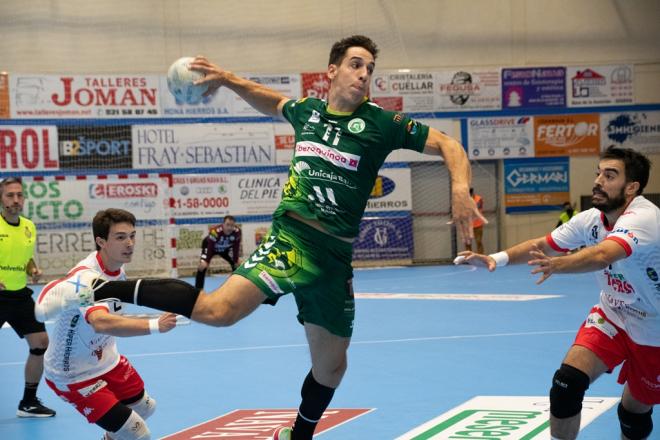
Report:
308,110,321,123
406,119,419,135
348,118,365,133
24,226,31,239
393,113,403,124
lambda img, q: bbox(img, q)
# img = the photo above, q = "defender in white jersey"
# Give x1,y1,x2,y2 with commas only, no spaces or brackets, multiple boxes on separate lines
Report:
458,147,657,440
35,209,177,440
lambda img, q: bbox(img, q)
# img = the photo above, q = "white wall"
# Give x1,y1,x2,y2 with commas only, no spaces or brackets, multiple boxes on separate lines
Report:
2,1,659,78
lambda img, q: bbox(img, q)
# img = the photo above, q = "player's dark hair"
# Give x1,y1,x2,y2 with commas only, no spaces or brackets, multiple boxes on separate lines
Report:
329,35,378,66
223,215,236,222
600,146,651,195
93,208,136,251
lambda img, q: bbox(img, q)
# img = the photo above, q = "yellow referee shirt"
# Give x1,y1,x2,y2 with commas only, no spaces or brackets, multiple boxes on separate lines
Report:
0,215,37,291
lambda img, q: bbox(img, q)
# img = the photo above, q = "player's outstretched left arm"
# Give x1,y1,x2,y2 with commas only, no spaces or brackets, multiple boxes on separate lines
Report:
87,310,178,337
423,128,486,247
529,239,627,284
189,56,288,117
456,235,555,272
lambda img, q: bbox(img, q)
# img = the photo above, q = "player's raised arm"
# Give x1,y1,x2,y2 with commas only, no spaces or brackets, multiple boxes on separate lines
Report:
423,127,485,246
190,56,289,118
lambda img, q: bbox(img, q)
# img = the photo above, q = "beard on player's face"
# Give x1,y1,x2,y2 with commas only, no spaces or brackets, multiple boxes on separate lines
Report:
591,184,627,212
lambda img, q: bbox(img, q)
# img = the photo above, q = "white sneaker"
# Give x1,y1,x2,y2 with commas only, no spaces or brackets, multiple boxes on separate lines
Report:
34,268,101,321
271,427,292,440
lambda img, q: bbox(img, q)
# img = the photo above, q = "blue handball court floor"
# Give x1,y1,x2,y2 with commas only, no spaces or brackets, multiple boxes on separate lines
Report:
1,264,657,439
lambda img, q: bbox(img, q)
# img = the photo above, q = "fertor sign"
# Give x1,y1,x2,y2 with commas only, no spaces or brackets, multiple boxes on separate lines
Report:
534,114,600,156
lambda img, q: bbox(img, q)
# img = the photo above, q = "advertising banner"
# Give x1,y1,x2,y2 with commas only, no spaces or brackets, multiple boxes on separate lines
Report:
230,172,286,216
534,114,600,157
502,67,566,109
171,174,231,218
175,224,212,273
21,175,170,223
467,117,534,159
58,125,132,169
365,168,412,213
132,123,275,169
23,174,173,279
434,69,501,111
35,224,172,279
504,157,569,213
10,74,161,118
370,70,434,112
568,65,634,107
353,215,413,261
274,122,295,165
0,125,59,171
301,72,330,101
239,221,273,257
0,72,9,118
600,111,660,154
160,73,301,118
386,118,457,162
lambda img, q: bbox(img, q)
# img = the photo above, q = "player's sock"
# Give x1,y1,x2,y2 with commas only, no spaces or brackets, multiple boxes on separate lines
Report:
92,279,201,318
195,269,206,289
22,382,38,402
292,370,335,440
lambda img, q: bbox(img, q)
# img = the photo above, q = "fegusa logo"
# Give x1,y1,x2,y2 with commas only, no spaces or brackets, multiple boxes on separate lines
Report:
295,141,360,171
89,183,158,198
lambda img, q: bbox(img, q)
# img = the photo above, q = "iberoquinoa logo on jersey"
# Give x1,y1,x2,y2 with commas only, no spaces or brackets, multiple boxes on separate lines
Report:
295,141,361,171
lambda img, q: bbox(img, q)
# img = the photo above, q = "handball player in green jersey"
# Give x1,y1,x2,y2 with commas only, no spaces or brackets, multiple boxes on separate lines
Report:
43,35,485,440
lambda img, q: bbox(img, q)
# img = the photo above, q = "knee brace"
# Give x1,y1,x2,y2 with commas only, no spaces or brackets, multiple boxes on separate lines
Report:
618,403,653,440
29,347,46,356
108,410,150,440
549,363,590,419
127,391,156,420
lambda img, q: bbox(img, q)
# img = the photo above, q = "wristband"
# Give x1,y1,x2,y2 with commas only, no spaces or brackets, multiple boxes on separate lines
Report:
489,251,509,267
148,318,160,334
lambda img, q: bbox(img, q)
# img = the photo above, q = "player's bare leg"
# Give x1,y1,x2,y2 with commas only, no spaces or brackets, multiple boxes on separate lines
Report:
280,323,349,440
191,275,266,326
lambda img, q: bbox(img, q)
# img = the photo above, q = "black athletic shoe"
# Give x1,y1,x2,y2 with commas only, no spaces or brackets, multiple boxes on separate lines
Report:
17,398,56,418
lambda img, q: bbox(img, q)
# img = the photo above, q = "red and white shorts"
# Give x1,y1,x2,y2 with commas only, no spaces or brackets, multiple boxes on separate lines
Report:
46,355,145,423
574,306,660,405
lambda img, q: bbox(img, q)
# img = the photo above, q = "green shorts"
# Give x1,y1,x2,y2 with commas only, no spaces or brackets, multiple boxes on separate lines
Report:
234,214,354,337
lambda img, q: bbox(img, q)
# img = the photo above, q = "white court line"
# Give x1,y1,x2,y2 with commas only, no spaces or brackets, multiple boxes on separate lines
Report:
0,329,575,367
354,265,477,281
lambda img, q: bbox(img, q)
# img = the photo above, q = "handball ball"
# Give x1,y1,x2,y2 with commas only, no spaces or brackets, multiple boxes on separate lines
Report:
167,57,208,105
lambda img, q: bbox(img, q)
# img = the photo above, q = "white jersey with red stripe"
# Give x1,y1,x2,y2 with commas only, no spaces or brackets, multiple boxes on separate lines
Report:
43,252,126,386
547,196,660,346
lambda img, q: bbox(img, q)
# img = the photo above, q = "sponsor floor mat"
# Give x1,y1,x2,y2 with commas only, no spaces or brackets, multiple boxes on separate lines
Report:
395,396,619,440
162,408,373,439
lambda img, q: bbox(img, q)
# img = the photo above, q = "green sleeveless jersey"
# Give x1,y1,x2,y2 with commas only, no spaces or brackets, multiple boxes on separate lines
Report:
275,97,429,238
0,215,37,291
